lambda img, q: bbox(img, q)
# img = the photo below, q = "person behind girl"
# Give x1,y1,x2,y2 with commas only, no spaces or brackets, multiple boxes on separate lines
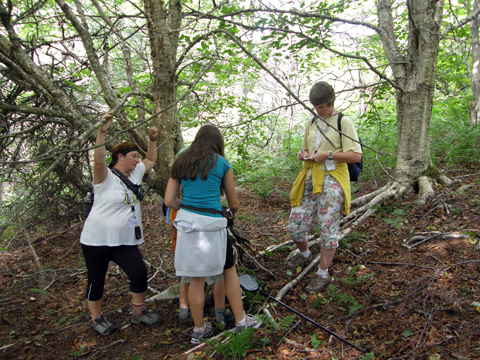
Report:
80,112,162,335
164,148,234,328
288,81,362,292
164,125,261,344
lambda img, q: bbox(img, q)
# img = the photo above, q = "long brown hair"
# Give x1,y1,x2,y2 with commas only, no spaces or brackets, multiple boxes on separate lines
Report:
170,125,225,180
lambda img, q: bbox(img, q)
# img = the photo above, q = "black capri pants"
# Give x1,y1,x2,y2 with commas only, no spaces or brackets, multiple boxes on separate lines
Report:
81,244,148,301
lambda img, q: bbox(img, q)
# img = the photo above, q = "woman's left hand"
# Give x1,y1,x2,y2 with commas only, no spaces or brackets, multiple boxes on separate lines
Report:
148,126,158,141
311,151,329,164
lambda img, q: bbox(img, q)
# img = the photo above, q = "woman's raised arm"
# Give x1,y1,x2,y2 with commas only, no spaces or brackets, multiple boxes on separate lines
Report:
94,112,114,184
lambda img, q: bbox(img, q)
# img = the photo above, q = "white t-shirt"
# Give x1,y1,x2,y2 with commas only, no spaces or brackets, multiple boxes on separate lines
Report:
80,163,145,246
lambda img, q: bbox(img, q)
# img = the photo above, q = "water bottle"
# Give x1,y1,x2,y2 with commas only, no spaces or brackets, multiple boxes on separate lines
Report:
83,191,94,218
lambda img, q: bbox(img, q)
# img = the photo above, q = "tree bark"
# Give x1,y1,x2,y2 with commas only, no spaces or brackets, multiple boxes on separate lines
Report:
377,0,444,184
143,0,184,194
471,0,480,124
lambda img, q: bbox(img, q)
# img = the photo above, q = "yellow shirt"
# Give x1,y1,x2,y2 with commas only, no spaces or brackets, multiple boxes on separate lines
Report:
290,114,362,214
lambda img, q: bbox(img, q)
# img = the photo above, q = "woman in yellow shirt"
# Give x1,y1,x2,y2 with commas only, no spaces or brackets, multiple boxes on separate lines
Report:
288,82,362,293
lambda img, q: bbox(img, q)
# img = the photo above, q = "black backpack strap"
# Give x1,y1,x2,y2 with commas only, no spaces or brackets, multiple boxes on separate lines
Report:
337,112,344,136
111,168,140,194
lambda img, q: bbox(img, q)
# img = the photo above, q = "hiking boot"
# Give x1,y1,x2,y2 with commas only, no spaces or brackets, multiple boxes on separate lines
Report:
236,314,262,333
215,308,235,330
287,252,312,271
178,312,193,326
305,273,331,293
191,322,214,344
93,314,116,335
131,308,163,326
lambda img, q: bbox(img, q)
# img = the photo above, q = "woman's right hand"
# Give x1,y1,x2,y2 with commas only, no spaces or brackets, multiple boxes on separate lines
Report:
99,112,114,133
297,149,309,161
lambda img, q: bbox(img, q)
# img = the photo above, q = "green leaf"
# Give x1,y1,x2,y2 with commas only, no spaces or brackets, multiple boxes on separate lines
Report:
402,328,414,338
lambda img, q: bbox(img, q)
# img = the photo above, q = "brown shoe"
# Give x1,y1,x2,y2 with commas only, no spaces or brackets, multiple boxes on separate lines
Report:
286,252,312,271
305,273,331,293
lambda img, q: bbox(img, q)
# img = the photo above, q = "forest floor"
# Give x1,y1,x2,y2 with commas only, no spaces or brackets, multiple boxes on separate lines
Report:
0,165,479,360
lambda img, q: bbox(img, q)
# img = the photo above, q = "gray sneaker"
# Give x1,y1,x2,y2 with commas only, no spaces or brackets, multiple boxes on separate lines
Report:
305,273,331,293
93,314,116,335
191,322,214,344
287,252,312,271
131,308,163,326
236,315,262,333
178,312,193,326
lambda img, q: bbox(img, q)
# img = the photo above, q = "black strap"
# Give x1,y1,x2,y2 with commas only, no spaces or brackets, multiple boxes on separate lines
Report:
337,112,344,137
111,168,141,195
181,204,223,216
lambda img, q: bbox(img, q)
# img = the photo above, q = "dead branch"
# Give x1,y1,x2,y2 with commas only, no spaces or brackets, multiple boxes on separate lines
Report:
278,319,302,346
276,254,322,302
236,242,277,279
403,232,470,250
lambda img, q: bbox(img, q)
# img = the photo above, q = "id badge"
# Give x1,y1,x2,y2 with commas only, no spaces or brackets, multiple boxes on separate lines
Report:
325,159,336,171
127,217,137,229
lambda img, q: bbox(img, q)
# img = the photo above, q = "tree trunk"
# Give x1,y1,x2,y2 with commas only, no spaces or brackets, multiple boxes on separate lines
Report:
377,0,444,184
470,0,480,124
143,0,184,195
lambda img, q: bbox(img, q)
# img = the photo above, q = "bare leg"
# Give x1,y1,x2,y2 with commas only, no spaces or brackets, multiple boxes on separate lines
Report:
294,240,309,252
87,300,102,319
179,282,190,308
319,248,336,270
213,280,226,309
131,291,146,315
223,266,244,322
188,277,206,328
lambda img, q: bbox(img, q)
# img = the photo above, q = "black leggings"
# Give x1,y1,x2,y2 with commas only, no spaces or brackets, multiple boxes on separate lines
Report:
224,233,234,270
81,244,147,301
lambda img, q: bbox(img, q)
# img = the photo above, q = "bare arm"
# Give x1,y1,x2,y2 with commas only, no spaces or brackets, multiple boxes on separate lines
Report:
142,126,158,173
222,168,239,216
164,177,182,210
311,150,362,164
93,112,114,184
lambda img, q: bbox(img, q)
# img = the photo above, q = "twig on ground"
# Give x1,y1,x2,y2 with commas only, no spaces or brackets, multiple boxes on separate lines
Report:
366,261,435,270
0,344,14,351
276,254,322,302
236,242,277,279
278,319,301,346
404,232,469,250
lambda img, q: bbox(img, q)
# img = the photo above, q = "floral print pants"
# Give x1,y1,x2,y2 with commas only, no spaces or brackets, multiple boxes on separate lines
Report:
288,175,344,249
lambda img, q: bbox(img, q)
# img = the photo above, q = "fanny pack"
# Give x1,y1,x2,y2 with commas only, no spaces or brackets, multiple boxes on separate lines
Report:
181,204,233,227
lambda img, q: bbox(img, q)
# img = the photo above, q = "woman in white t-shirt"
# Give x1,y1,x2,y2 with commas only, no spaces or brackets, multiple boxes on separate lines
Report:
80,112,161,335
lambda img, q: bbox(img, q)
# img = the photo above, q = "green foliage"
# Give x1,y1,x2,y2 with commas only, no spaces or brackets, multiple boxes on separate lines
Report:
340,232,367,248
340,266,374,285
310,333,323,349
207,329,253,359
310,269,372,315
278,315,295,330
228,118,304,191
29,288,52,297
430,112,480,167
69,346,86,358
206,314,280,359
